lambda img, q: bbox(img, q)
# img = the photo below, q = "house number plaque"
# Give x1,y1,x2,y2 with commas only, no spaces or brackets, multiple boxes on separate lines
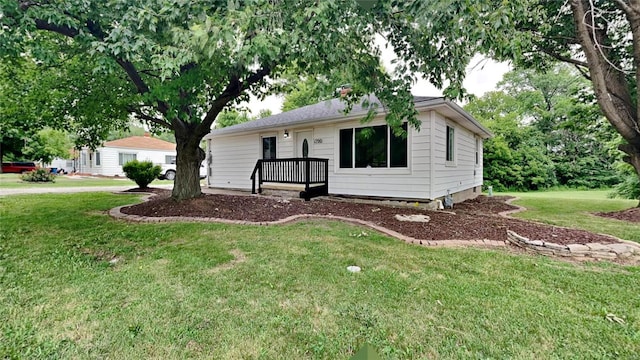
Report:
313,138,323,144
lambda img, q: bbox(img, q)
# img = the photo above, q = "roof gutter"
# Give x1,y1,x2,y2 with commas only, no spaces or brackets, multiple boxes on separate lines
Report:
206,111,374,138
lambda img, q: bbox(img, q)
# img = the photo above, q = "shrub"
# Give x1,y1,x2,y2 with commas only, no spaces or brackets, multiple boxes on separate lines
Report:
20,168,56,183
609,172,640,201
122,160,162,188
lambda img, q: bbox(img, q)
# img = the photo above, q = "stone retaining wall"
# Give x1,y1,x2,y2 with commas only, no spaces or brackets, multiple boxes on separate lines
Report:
110,191,640,263
507,230,640,262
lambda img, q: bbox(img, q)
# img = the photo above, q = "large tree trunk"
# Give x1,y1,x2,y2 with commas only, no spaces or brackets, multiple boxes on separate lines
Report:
570,0,640,206
172,133,206,201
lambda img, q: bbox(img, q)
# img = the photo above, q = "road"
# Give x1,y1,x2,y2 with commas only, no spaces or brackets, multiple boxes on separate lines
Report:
0,184,174,196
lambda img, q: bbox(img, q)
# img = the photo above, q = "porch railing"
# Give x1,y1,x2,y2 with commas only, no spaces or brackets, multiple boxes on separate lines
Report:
250,158,329,200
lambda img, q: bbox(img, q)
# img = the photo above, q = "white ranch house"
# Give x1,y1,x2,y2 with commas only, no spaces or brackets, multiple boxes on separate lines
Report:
75,134,176,176
205,96,492,202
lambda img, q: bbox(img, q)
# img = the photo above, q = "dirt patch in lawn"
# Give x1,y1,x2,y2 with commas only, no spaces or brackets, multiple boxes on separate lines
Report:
119,191,621,246
594,207,640,223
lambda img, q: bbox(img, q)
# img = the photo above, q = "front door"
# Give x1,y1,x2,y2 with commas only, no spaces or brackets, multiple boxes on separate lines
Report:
296,131,313,158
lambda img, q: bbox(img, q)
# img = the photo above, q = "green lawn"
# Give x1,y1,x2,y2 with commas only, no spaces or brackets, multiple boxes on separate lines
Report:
501,190,639,242
1,192,639,359
0,173,173,189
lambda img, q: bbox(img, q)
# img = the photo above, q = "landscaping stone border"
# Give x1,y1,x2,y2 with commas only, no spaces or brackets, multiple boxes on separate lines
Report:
500,197,640,262
507,230,640,262
109,192,640,262
109,192,507,249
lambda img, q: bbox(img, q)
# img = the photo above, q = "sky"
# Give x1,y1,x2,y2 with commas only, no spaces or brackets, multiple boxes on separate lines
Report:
246,39,511,115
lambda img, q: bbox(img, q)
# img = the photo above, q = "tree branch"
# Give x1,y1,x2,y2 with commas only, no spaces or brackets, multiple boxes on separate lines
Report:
573,63,592,80
540,47,589,68
570,0,639,144
613,0,640,17
34,19,79,37
195,65,272,138
30,11,162,109
130,108,172,128
241,66,272,92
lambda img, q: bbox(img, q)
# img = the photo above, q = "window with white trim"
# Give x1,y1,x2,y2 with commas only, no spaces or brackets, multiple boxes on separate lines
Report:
95,151,101,166
446,125,455,163
118,152,137,165
339,123,407,168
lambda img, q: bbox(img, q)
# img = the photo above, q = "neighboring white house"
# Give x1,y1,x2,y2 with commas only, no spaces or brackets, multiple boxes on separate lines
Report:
204,95,492,202
76,134,176,176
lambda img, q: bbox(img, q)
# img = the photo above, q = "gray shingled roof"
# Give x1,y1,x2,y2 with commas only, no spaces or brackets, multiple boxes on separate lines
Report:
211,95,439,136
208,94,493,138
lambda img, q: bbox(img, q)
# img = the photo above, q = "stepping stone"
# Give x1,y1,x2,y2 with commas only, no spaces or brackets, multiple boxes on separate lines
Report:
395,214,430,223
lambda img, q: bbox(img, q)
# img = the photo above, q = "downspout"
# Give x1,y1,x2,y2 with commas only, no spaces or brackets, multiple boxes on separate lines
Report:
429,110,436,200
207,139,212,187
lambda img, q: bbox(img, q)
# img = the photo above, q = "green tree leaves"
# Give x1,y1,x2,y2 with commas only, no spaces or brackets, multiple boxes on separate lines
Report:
466,66,621,191
23,128,72,165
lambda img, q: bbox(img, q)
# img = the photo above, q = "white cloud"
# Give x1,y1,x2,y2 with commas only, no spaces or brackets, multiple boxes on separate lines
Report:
245,93,284,116
245,39,511,115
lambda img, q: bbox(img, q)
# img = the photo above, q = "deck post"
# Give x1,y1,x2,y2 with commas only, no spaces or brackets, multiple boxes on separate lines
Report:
304,158,310,201
324,159,329,195
257,162,263,193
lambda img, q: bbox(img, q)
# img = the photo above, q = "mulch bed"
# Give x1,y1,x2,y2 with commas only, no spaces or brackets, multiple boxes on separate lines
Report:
120,190,623,246
594,207,640,223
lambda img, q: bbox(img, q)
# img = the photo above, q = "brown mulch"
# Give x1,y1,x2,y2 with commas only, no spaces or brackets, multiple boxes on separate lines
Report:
123,187,169,195
119,190,621,246
594,207,640,223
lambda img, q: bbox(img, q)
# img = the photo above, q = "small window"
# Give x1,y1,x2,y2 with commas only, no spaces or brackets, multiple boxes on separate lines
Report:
165,155,176,164
95,151,101,166
390,123,408,167
339,129,353,168
446,125,455,163
118,152,137,165
81,153,87,166
475,138,479,166
262,136,276,159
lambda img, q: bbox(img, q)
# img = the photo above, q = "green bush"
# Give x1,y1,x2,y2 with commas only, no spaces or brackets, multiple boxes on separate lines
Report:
20,168,56,183
122,160,162,188
609,172,640,201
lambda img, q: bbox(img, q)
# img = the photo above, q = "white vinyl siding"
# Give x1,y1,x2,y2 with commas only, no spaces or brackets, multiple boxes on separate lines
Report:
210,133,260,189
431,112,482,198
206,109,483,201
207,114,433,199
328,114,429,199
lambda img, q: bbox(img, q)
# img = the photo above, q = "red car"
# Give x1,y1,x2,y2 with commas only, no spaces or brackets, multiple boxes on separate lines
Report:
1,162,37,173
